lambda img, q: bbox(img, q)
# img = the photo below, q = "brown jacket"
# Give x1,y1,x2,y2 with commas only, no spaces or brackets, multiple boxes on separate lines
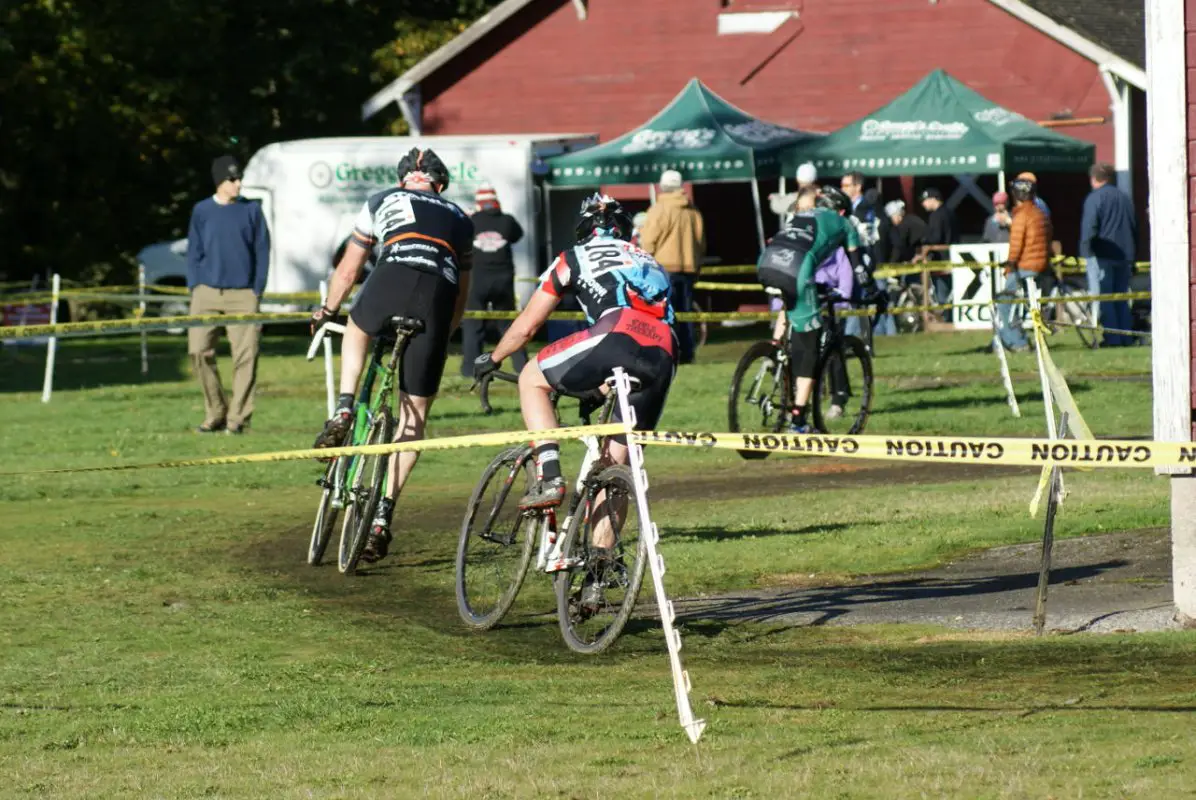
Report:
1007,201,1049,273
640,191,706,274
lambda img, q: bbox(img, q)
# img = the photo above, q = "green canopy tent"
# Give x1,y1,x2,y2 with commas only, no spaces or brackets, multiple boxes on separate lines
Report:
781,69,1095,180
545,78,821,249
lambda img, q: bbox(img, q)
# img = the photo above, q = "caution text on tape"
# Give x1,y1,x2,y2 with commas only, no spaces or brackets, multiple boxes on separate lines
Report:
631,430,1196,469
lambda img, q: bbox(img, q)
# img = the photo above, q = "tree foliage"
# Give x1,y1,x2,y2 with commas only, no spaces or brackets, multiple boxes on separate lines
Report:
0,0,501,285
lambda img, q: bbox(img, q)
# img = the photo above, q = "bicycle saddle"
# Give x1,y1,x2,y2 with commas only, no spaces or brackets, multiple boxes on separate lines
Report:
389,316,425,333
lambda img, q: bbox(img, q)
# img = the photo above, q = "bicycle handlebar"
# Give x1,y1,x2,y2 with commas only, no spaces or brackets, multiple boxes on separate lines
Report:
306,321,346,361
473,369,520,415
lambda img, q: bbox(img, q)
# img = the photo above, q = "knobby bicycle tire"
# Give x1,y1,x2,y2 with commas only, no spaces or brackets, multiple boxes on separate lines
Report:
727,340,791,460
554,464,648,655
338,406,395,575
812,334,873,435
308,449,351,566
455,446,539,630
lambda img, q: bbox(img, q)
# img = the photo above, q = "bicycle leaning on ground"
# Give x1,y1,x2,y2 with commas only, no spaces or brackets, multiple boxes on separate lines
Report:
994,265,1098,349
455,368,648,655
306,314,425,575
727,287,874,459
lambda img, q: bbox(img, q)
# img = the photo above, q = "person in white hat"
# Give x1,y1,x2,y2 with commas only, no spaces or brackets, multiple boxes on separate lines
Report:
639,170,705,363
769,162,819,221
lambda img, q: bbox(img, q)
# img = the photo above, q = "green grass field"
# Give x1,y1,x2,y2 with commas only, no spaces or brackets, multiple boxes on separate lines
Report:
1,325,1190,798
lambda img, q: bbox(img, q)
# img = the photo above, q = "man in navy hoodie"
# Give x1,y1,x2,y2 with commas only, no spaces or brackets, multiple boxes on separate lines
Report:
186,155,271,433
1079,162,1138,347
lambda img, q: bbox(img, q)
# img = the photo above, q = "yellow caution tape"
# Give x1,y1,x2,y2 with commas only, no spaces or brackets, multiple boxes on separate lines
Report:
631,430,1196,469
1,424,626,476
0,312,309,340
698,265,758,276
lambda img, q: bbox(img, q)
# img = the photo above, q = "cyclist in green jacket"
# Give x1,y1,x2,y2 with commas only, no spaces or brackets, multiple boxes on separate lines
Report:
756,186,861,432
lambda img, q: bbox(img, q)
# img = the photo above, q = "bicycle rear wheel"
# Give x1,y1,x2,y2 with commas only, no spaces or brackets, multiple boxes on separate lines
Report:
455,446,538,630
893,284,926,333
555,465,647,655
338,407,394,575
812,335,873,435
727,340,791,460
309,452,350,566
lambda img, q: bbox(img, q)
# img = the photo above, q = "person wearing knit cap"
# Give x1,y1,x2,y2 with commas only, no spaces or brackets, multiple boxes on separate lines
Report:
983,191,1012,243
460,184,528,376
186,154,271,434
768,162,819,220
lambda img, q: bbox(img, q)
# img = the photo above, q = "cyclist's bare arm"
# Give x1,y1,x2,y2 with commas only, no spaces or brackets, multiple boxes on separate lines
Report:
326,240,370,311
492,290,558,365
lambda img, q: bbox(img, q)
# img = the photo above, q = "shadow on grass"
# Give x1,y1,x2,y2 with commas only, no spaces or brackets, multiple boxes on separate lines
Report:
662,521,860,543
672,560,1127,630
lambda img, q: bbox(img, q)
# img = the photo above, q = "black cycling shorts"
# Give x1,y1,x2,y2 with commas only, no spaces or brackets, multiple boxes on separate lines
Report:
789,328,820,380
537,308,676,429
349,263,458,397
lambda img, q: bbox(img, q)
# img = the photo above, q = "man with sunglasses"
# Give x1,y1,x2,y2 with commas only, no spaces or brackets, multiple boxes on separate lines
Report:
186,154,271,435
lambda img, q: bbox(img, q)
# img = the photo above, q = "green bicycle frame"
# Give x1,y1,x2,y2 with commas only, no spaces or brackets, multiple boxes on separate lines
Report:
343,339,397,491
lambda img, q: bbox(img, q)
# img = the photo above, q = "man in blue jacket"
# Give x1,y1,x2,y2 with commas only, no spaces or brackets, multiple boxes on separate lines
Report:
1079,163,1138,347
186,155,271,433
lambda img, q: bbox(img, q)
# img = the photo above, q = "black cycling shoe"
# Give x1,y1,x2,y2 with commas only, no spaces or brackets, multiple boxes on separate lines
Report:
519,476,567,510
313,408,352,450
361,499,395,564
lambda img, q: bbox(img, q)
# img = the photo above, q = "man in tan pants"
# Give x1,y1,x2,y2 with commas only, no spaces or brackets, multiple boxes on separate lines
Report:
186,155,271,433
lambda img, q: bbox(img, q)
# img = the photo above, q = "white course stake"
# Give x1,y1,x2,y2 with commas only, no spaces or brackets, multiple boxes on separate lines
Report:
611,367,706,744
989,267,1021,418
40,273,61,403
1028,281,1066,508
138,264,149,376
319,280,335,419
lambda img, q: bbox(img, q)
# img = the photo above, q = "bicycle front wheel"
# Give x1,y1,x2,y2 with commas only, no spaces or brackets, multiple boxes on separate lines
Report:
455,446,539,630
338,407,394,575
555,465,648,655
812,335,873,435
727,340,791,460
309,453,350,566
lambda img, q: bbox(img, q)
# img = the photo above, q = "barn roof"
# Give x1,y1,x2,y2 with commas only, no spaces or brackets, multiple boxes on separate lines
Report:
361,0,1147,121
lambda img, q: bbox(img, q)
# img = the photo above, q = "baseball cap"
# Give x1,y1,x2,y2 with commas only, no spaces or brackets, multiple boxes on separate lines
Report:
660,169,683,191
992,191,1008,206
1015,171,1038,183
920,187,943,202
796,162,818,184
211,155,242,186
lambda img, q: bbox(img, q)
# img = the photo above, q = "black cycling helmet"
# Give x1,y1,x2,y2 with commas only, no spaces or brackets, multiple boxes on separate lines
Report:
1009,178,1036,203
575,193,634,244
816,186,851,214
396,147,450,192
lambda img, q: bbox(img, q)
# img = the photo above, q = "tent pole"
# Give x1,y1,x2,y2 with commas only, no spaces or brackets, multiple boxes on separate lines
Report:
998,170,1006,193
649,183,657,206
750,179,766,252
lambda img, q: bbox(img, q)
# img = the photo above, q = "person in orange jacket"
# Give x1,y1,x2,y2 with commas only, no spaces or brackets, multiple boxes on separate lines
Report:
997,178,1050,351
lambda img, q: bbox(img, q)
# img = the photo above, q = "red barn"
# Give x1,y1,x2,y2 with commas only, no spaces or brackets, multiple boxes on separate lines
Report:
363,0,1145,261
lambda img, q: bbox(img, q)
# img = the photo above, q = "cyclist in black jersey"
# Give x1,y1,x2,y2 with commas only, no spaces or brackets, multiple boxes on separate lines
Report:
310,147,473,562
473,194,676,511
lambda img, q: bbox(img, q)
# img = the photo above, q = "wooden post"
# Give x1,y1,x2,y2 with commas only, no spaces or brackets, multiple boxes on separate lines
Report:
1033,411,1069,635
1145,0,1196,622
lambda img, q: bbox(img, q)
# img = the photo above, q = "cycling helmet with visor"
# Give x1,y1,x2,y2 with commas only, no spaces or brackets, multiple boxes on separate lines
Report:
575,193,634,244
396,147,451,192
816,186,851,214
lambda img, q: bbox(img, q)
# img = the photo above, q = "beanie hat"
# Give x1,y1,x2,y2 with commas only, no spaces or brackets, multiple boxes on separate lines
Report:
795,162,817,185
475,184,499,209
992,191,1008,206
883,199,905,217
659,170,683,191
211,155,242,186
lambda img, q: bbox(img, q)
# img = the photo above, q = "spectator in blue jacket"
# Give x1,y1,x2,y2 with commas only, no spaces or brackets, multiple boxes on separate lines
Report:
1079,163,1138,347
186,155,271,433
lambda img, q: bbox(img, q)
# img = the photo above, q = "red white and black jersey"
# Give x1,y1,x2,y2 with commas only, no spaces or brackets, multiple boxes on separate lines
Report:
351,187,474,286
537,237,674,325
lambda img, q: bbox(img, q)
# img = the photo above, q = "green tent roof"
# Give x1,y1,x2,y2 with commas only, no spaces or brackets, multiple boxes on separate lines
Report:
781,69,1095,177
546,79,821,186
